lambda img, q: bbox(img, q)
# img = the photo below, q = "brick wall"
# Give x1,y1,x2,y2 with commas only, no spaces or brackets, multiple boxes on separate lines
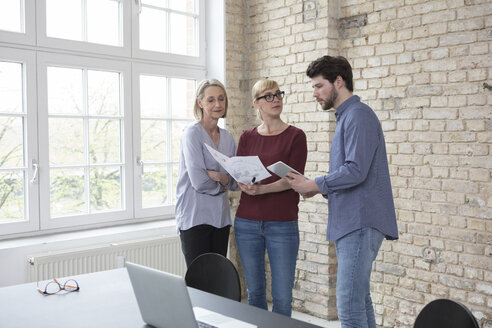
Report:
225,0,491,326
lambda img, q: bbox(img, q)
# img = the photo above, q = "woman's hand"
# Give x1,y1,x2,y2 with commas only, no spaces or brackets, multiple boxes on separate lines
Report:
238,182,263,196
207,170,230,186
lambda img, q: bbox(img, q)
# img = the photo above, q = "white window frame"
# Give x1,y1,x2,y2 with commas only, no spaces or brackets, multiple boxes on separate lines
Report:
0,47,39,235
131,0,206,68
132,63,205,219
0,0,224,238
37,52,134,230
36,0,132,57
0,0,36,45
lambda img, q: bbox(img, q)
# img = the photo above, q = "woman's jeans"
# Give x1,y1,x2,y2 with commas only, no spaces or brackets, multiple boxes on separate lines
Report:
234,217,299,317
335,227,385,328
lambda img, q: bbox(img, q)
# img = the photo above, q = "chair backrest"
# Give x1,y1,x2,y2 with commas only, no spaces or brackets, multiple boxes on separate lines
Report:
414,299,479,328
184,253,241,302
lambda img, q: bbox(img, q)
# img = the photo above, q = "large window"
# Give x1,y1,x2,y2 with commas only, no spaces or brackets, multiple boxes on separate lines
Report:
133,65,197,218
0,0,217,237
0,48,38,235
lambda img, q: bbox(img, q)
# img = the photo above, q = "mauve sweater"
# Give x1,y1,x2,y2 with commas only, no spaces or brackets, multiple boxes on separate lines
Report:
235,125,307,221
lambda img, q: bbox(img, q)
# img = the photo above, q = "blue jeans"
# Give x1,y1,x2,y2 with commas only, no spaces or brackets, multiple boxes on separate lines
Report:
335,227,385,328
234,217,299,317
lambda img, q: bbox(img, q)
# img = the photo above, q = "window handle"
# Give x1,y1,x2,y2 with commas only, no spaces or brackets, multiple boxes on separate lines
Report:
135,0,142,14
30,160,39,184
137,157,144,175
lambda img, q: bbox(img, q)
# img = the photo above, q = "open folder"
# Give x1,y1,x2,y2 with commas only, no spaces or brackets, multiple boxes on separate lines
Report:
204,143,271,184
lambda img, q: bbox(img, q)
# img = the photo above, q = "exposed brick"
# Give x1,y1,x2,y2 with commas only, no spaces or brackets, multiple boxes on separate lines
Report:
225,0,491,322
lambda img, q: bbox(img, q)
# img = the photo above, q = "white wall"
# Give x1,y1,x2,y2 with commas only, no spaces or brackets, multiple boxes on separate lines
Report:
0,220,176,287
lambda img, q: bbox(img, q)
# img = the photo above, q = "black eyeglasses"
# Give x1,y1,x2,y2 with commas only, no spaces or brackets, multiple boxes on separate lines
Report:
37,278,80,295
256,91,285,102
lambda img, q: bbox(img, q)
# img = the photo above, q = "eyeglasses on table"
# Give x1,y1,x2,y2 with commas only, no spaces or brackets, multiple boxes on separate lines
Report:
37,278,80,295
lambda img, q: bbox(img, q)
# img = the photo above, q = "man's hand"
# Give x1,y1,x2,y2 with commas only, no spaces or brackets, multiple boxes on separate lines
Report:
207,170,230,186
284,172,321,198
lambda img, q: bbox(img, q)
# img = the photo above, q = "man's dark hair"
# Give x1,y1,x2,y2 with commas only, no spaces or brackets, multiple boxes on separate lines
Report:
306,56,354,92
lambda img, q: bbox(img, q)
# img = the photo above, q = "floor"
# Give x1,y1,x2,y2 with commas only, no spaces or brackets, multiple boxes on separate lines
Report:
291,309,341,328
264,302,341,328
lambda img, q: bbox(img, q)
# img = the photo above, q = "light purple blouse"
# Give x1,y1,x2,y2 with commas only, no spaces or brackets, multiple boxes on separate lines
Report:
175,121,237,232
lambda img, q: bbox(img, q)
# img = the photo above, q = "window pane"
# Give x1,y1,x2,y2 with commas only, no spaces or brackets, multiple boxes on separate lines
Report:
49,118,84,165
0,171,25,221
88,70,120,116
140,75,167,118
89,119,121,164
0,0,22,33
90,166,122,212
171,121,188,162
0,117,24,168
142,164,167,208
50,168,85,217
169,13,196,56
142,0,164,7
87,0,120,46
139,7,166,53
170,78,194,118
46,0,82,41
168,0,196,14
141,120,167,162
48,67,83,115
0,62,23,114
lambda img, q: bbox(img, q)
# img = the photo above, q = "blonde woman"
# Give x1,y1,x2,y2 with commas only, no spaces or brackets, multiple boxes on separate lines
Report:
234,79,307,316
176,79,236,267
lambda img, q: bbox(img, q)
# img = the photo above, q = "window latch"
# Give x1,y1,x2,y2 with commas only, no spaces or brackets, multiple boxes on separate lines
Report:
137,157,144,175
135,0,142,14
30,159,39,184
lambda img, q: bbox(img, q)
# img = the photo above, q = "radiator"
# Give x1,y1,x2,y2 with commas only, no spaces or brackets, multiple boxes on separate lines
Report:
27,235,186,282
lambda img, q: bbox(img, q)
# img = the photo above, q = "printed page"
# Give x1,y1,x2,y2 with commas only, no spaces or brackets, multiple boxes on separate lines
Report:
194,307,257,328
204,144,271,184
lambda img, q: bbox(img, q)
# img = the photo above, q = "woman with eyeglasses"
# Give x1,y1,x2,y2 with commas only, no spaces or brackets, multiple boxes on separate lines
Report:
234,78,307,317
176,79,236,267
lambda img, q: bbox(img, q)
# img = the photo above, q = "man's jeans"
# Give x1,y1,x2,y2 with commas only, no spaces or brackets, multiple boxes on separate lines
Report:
234,217,299,317
335,227,384,328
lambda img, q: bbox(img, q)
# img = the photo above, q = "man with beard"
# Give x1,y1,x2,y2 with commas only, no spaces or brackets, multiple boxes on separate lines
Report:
285,55,398,328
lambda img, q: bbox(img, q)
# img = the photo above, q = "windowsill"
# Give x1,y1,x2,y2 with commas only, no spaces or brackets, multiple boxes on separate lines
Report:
0,219,177,250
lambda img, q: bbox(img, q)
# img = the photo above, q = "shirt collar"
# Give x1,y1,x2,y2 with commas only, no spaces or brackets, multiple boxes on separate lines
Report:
335,95,360,119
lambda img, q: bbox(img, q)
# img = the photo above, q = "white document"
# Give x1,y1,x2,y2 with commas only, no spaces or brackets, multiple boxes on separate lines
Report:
267,161,304,178
194,307,257,328
204,143,271,184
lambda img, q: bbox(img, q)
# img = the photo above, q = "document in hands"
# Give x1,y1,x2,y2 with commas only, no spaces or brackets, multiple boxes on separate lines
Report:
267,161,304,178
204,143,271,184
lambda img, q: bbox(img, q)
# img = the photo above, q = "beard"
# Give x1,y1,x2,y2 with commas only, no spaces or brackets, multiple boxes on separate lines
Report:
320,88,338,111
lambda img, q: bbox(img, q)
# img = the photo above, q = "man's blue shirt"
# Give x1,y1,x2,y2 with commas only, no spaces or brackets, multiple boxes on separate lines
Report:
315,95,398,241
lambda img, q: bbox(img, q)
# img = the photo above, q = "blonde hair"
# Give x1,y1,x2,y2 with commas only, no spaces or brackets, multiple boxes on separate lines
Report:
193,79,228,120
251,78,279,121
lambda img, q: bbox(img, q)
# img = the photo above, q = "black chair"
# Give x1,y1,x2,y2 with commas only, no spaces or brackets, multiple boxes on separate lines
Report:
414,298,479,328
184,253,241,302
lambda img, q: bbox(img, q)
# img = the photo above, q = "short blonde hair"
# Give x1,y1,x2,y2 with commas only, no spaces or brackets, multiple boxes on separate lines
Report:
251,78,279,121
193,79,228,120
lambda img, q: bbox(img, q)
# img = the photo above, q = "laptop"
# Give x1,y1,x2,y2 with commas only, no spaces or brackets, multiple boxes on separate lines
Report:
126,262,255,328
